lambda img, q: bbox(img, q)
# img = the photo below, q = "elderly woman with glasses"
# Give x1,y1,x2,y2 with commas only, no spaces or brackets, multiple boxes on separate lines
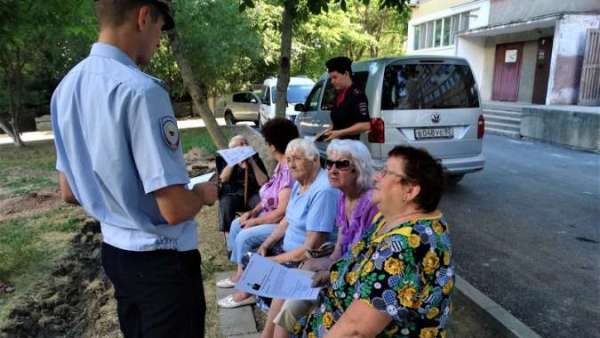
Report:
219,138,339,308
262,139,380,338
295,145,454,338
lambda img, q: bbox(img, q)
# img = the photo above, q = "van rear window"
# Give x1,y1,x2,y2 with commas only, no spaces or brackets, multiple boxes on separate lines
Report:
381,63,480,110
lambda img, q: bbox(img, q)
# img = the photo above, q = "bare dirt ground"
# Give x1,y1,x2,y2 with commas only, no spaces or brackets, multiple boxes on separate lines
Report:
0,189,63,223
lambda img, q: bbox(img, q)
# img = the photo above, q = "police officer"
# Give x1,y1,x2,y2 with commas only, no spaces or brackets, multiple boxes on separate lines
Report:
322,56,371,141
51,1,216,337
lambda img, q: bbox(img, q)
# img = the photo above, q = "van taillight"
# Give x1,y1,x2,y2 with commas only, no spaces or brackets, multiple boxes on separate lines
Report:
369,118,385,143
477,115,485,139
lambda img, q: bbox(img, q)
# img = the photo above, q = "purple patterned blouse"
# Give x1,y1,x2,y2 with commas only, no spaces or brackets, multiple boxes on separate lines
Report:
336,188,379,256
258,161,295,214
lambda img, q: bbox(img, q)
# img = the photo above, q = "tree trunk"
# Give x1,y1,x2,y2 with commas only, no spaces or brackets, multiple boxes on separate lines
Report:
167,30,227,150
0,118,24,147
3,62,25,147
275,0,296,118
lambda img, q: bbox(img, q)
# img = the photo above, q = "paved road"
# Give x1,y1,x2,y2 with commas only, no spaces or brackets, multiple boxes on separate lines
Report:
440,135,600,338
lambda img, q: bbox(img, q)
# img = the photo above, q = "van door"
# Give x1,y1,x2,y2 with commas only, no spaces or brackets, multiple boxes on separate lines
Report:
259,86,271,124
296,81,324,139
379,61,482,160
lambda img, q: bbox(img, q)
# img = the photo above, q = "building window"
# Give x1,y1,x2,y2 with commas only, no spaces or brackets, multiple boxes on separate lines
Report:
434,19,442,47
442,16,451,46
413,10,471,50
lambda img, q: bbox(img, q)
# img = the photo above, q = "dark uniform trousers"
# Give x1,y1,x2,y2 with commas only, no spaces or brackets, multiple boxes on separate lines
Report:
102,243,206,338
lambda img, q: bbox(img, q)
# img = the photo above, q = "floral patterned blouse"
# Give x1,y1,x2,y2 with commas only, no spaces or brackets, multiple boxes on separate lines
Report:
296,212,454,338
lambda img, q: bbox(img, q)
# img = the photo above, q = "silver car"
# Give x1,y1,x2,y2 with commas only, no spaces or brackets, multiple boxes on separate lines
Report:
295,56,485,183
215,91,261,126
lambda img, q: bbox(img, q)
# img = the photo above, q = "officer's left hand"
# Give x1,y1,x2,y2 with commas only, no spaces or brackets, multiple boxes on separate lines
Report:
192,182,218,206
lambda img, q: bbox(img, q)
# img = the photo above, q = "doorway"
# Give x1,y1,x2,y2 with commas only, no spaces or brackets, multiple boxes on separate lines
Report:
532,37,553,104
492,42,524,101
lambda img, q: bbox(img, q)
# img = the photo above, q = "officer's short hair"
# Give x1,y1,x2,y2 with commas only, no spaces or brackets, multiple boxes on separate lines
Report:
94,0,163,29
326,57,353,76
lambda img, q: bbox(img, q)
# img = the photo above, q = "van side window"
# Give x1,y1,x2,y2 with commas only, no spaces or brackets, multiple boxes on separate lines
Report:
305,82,323,111
321,81,336,111
381,64,479,110
261,87,271,105
352,71,369,92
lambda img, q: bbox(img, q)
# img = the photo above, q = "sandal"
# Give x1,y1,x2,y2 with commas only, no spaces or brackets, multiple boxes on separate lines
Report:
217,294,256,308
216,277,236,288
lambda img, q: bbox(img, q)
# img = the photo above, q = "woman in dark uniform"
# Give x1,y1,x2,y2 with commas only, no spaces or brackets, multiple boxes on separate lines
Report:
323,56,371,141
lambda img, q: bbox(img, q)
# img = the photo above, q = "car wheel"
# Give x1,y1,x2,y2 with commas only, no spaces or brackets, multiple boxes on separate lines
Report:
225,111,236,126
446,174,464,186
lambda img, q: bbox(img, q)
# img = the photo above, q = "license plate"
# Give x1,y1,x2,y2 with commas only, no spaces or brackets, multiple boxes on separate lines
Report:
414,127,454,140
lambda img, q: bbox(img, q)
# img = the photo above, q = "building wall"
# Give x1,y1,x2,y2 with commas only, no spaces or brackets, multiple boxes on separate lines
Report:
411,0,475,18
407,0,490,55
456,37,487,95
517,41,538,102
547,14,600,104
468,27,554,101
489,0,600,26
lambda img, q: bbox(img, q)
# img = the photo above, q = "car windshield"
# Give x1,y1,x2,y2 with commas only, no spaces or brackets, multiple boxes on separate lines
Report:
381,63,480,110
272,85,314,104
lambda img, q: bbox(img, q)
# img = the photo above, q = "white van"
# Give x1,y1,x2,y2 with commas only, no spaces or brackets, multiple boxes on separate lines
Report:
258,76,315,126
295,56,485,184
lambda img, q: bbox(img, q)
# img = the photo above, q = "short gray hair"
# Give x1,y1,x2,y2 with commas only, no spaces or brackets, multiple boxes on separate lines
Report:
326,139,374,191
228,135,248,148
285,138,320,161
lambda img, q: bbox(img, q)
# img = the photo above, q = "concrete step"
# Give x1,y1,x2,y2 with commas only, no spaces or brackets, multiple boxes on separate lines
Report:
484,114,521,126
482,104,524,113
485,126,521,138
486,120,521,132
482,108,523,118
215,271,259,338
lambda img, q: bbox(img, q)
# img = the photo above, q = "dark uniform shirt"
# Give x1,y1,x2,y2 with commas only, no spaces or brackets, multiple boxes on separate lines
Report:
330,83,370,140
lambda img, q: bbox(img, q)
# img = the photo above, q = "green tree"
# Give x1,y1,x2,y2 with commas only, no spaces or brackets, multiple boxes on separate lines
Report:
240,0,410,118
0,0,95,146
167,0,266,148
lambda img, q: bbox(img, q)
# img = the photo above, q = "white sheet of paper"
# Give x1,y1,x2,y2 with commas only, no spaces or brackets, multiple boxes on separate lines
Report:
187,171,215,190
217,146,256,166
236,254,320,300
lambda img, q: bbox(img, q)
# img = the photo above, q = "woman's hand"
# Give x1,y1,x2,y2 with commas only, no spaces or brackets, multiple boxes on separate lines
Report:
311,270,330,287
239,211,252,224
257,243,269,256
241,218,257,228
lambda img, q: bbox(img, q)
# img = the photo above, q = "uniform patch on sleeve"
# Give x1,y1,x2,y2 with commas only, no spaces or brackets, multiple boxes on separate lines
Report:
160,116,180,150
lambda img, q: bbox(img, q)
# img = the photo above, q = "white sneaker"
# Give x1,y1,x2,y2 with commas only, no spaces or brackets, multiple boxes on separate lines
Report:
216,277,236,288
217,295,256,308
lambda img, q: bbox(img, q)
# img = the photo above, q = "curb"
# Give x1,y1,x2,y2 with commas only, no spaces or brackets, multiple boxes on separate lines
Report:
455,274,543,338
215,272,260,338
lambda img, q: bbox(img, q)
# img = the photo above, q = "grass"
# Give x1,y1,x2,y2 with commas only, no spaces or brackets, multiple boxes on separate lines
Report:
0,142,87,324
181,128,233,154
196,206,236,338
0,127,232,335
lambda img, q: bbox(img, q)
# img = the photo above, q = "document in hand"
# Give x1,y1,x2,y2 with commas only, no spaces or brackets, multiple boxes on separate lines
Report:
236,254,320,300
217,146,256,166
187,171,216,190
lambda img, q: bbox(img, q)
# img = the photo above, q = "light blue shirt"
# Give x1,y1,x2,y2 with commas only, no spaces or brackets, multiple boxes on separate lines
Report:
51,42,196,252
282,169,339,252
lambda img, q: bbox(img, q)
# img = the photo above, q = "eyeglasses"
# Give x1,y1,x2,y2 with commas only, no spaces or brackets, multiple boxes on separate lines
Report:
326,159,352,171
378,167,410,182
